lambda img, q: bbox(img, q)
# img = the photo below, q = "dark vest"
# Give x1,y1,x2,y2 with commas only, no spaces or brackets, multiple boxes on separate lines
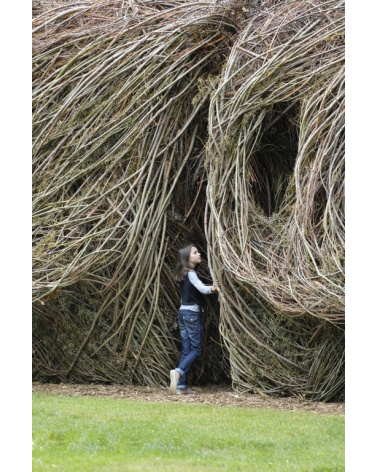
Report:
180,272,205,308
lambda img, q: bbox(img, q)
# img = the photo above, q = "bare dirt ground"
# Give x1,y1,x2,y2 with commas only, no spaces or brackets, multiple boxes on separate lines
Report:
32,382,344,416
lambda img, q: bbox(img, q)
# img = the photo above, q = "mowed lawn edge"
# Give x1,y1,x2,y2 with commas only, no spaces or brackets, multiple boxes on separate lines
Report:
33,393,345,472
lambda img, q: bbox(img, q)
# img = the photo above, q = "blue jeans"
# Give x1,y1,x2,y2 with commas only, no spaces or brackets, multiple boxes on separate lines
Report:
175,309,203,390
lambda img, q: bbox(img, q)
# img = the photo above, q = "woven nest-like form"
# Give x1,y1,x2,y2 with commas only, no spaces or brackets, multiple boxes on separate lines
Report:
32,0,237,387
206,0,344,400
32,0,344,401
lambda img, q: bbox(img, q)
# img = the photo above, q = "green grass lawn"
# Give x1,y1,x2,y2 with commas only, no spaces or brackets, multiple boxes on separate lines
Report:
32,393,344,472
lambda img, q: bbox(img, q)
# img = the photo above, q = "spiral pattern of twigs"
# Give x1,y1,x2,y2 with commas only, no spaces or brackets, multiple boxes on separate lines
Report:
33,0,344,401
33,0,236,386
206,0,344,400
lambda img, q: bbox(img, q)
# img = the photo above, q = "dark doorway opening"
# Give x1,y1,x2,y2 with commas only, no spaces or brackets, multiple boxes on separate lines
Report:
251,102,299,216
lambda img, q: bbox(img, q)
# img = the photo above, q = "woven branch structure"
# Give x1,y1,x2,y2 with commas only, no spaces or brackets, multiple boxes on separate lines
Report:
32,0,344,401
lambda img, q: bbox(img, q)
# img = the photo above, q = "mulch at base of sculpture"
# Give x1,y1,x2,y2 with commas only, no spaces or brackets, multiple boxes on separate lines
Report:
32,382,344,416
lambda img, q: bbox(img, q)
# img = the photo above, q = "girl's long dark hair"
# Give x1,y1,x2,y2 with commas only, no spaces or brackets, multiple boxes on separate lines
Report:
175,244,195,282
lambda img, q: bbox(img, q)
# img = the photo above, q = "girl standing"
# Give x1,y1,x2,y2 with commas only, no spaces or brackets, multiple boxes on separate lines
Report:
170,244,218,395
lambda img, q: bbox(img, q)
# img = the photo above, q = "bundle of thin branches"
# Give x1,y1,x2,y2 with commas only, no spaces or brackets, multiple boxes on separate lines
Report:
33,0,237,385
33,0,345,401
206,0,344,400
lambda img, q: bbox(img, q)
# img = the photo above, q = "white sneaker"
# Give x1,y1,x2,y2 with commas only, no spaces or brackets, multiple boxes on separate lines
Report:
169,370,180,393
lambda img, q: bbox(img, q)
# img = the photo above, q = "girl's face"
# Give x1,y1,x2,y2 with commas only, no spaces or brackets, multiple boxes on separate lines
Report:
189,246,202,267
